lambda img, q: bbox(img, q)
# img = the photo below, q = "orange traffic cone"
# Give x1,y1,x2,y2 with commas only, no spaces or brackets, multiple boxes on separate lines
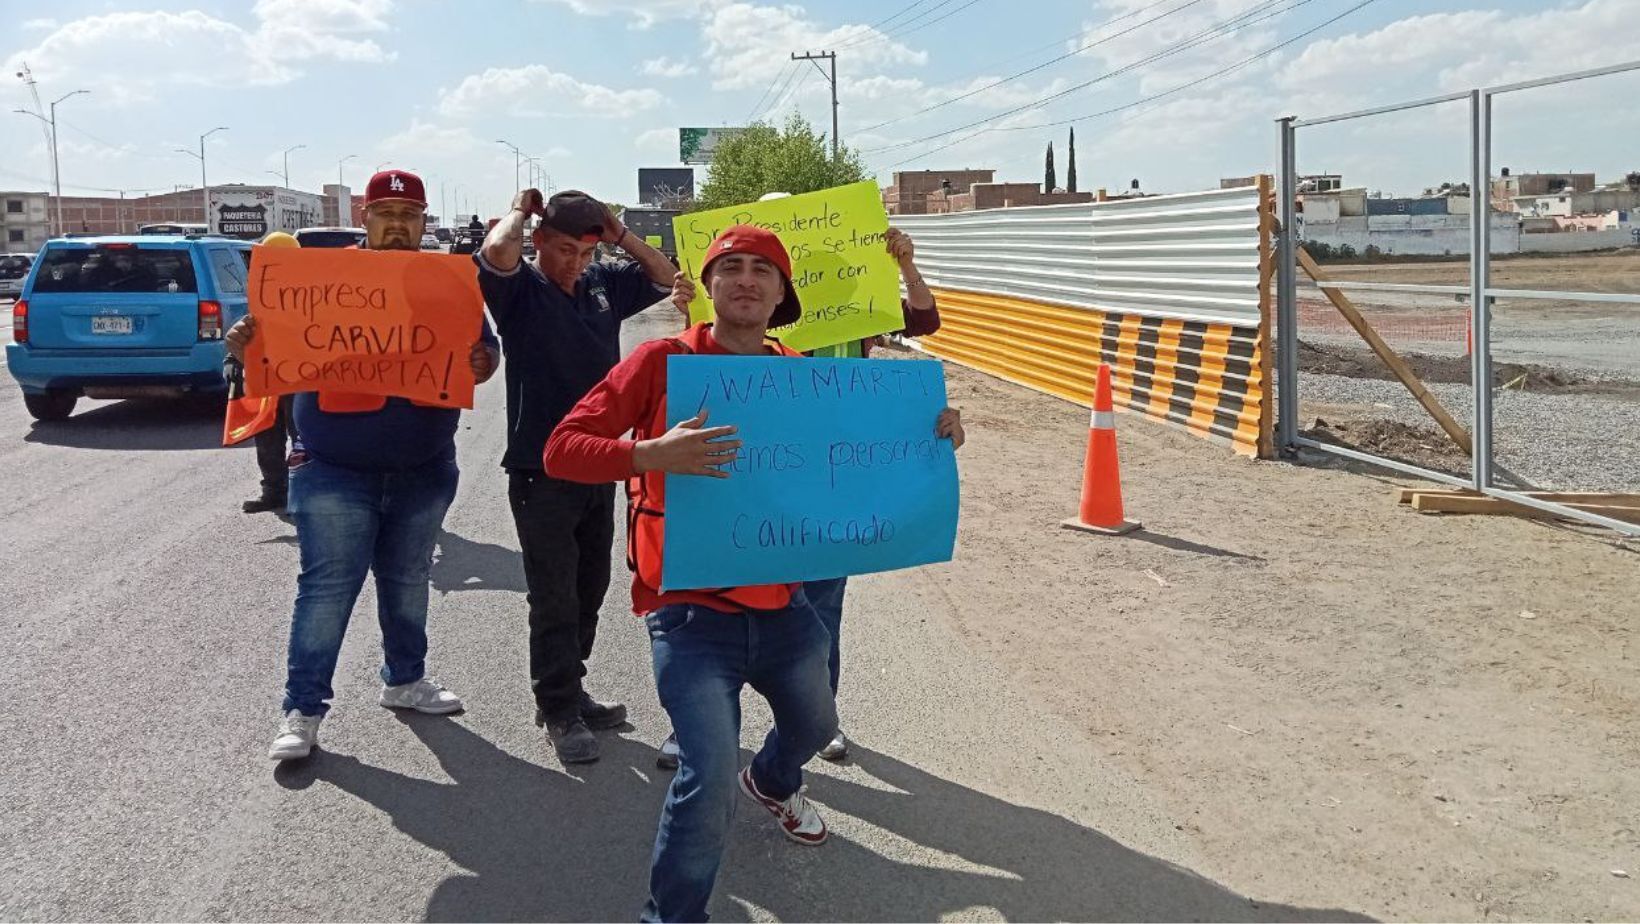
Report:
1062,364,1141,536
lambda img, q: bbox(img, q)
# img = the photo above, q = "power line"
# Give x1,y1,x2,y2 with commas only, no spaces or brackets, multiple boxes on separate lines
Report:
838,0,985,53
859,0,1207,134
745,62,796,122
850,0,936,38
752,64,802,122
767,67,815,119
883,0,1379,169
862,0,1311,155
835,0,957,49
959,0,1180,76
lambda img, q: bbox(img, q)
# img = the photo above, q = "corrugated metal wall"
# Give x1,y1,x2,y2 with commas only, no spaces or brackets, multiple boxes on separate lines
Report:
894,184,1273,456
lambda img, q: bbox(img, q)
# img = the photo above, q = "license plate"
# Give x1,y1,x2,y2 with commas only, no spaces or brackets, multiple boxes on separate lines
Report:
91,316,133,335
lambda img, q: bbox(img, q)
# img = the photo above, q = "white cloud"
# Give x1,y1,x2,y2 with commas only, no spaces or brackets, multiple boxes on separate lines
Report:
2,1,397,102
702,2,927,92
437,65,664,118
642,56,699,78
635,128,678,154
253,0,395,63
533,0,716,28
378,118,485,159
21,18,58,31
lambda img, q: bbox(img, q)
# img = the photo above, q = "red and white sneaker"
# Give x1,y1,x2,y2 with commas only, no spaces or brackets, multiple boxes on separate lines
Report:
738,767,828,845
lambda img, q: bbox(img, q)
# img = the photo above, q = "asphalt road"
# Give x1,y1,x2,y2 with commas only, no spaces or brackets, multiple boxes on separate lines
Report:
0,305,1361,922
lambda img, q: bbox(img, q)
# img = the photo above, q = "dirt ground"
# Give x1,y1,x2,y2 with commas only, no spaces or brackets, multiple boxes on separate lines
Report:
1321,250,1640,304
890,352,1640,921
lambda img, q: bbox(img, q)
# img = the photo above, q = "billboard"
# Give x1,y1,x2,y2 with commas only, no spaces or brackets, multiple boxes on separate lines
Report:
209,186,324,239
679,127,747,165
638,167,695,206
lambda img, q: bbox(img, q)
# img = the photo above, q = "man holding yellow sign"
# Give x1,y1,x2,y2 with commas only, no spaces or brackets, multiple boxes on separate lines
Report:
672,181,930,353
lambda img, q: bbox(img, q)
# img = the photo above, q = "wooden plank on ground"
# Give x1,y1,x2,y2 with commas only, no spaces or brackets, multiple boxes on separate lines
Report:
1410,492,1640,524
1299,248,1473,456
1397,487,1640,506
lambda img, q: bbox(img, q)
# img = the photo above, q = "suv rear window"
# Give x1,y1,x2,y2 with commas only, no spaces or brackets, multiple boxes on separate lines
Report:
30,248,198,294
0,255,30,279
296,230,364,249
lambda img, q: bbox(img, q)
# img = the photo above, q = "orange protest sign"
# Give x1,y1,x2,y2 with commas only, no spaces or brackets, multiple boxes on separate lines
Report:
243,247,484,408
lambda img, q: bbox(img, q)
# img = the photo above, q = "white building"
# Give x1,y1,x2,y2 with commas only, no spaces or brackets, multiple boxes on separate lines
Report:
2,191,52,253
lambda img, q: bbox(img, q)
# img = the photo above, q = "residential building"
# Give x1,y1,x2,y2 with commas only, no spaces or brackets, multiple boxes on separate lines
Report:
2,191,51,252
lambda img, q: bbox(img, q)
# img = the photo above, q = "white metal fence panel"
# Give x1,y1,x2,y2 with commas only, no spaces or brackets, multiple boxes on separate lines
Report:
894,186,1265,327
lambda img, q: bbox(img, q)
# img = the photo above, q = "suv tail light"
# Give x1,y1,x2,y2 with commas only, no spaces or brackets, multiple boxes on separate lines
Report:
197,300,222,340
12,300,25,344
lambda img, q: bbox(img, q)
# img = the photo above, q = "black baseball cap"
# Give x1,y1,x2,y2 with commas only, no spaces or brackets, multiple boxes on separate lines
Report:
540,190,610,242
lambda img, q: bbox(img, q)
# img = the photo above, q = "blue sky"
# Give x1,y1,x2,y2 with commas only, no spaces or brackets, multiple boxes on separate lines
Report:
4,0,1636,222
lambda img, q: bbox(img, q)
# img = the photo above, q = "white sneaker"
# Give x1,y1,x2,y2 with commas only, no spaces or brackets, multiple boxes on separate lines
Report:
739,767,829,845
817,731,848,762
379,677,464,714
268,710,322,761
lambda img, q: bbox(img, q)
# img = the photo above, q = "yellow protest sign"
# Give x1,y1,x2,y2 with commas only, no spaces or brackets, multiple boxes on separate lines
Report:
672,181,904,353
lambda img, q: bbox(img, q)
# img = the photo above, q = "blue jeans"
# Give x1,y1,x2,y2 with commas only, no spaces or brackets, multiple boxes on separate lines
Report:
281,456,459,716
802,577,848,695
641,602,837,923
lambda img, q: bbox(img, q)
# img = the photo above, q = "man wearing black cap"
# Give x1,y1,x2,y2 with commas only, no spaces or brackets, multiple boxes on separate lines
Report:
477,187,677,764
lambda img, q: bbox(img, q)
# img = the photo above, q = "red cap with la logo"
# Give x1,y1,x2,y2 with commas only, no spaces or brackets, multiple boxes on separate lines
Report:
364,170,427,207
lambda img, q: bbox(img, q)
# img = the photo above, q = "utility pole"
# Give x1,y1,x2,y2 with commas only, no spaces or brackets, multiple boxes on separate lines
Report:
791,50,838,159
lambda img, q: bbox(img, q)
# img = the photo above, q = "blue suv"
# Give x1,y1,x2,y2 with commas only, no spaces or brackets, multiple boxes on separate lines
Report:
7,235,253,420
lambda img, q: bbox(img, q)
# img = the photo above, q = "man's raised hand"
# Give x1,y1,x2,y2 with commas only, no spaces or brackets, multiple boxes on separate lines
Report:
633,409,741,478
512,188,546,218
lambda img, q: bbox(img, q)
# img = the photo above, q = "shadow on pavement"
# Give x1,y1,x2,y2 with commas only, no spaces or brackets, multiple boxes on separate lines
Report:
432,530,527,595
275,715,665,922
726,743,1374,922
21,398,235,451
275,718,1372,922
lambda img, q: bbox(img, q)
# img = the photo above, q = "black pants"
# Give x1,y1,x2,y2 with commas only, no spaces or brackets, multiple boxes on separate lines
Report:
508,470,616,720
254,397,294,498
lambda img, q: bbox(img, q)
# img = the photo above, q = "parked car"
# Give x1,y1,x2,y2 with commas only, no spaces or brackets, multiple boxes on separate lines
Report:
6,235,254,421
1,252,34,299
293,226,365,248
420,233,442,251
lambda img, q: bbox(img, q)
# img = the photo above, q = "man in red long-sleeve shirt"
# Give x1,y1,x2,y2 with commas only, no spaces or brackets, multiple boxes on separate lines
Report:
545,223,960,922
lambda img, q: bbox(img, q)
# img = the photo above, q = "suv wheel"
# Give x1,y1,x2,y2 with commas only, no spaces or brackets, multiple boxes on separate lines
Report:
23,389,78,421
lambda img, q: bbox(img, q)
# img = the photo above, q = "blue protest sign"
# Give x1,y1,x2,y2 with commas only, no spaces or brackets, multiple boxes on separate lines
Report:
661,355,959,590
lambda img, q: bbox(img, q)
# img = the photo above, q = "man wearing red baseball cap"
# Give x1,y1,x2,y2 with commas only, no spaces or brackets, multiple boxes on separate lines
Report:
475,187,678,765
544,224,961,922
226,169,499,762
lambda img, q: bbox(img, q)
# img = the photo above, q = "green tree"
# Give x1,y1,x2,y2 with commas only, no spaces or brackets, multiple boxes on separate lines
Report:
1066,128,1078,194
1044,141,1056,193
691,113,868,212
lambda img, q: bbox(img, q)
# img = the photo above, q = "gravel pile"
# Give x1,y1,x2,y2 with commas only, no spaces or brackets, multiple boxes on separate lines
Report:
1290,369,1640,492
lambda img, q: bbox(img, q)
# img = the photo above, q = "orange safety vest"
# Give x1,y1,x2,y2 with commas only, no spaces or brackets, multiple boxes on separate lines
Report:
625,324,802,612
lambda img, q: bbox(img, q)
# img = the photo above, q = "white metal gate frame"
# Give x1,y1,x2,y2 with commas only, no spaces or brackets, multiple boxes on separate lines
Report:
1275,60,1640,537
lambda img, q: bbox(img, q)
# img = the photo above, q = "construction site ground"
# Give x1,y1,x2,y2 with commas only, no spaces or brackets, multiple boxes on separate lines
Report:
922,349,1640,921
1292,251,1640,490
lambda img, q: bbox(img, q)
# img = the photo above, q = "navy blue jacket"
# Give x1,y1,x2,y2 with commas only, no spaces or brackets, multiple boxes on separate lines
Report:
475,253,667,471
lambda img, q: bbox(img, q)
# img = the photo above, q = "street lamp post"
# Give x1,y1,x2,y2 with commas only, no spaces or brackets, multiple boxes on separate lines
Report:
280,143,306,189
11,88,89,237
338,154,357,225
47,90,89,237
178,126,230,228
496,140,522,194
